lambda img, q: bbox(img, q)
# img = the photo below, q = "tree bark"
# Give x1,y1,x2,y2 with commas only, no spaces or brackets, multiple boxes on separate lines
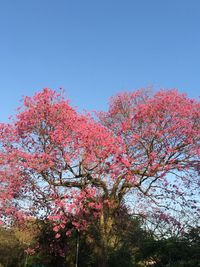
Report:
96,205,115,267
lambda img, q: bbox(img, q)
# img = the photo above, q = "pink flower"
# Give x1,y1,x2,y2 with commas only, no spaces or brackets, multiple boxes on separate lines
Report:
55,233,61,239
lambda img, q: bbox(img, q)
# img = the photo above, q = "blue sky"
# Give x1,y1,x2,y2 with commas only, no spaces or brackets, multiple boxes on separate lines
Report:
0,0,199,122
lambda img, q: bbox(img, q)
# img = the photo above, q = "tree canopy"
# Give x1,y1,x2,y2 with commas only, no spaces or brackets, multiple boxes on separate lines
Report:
0,88,199,267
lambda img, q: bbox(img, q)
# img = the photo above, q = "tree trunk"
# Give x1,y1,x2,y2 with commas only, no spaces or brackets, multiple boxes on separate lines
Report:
97,205,115,267
97,243,108,267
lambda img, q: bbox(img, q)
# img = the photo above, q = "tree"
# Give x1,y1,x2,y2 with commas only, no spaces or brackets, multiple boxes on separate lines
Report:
0,219,38,267
0,88,199,267
0,226,24,267
137,227,200,267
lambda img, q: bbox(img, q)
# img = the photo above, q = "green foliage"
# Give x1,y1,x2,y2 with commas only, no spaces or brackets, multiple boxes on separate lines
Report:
109,247,135,267
0,227,24,267
136,228,200,267
0,221,199,267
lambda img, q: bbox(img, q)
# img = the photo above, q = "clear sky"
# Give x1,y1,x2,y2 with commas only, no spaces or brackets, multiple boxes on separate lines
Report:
0,0,199,122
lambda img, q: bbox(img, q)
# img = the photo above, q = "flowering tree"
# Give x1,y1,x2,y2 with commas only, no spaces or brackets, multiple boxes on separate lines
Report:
0,88,199,267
